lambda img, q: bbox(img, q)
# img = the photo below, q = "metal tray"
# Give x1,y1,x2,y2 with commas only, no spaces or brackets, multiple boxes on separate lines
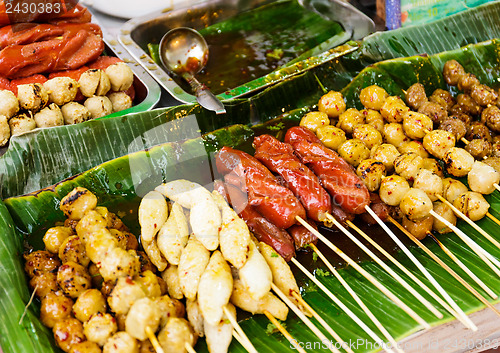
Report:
118,0,374,105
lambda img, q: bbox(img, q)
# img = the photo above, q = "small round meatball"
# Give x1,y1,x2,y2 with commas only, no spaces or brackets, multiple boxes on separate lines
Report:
158,318,195,353
108,92,133,113
418,101,448,124
70,341,102,353
43,77,78,105
9,113,36,136
400,188,433,221
24,250,61,277
465,138,492,160
134,270,162,299
61,102,91,125
484,157,500,172
438,117,467,141
361,109,384,132
456,94,482,116
125,297,161,341
457,73,480,92
382,123,409,148
84,313,118,347
370,143,400,172
468,161,500,195
442,178,468,203
356,159,385,192
17,83,49,111
79,69,111,98
300,111,330,132
60,187,98,220
380,96,409,123
379,175,410,206
481,105,500,133
402,111,433,139
443,60,465,86
76,210,108,243
318,91,346,118
429,88,455,110
433,202,457,234
0,89,19,118
443,147,475,177
57,261,92,298
405,83,427,110
393,152,424,181
105,62,134,92
337,139,370,167
0,114,10,146
466,121,492,142
359,85,388,110
43,226,73,254
103,331,138,353
398,141,429,158
29,271,59,298
84,96,113,120
413,169,443,201
471,83,498,106
53,318,86,352
34,103,64,128
99,248,140,282
110,229,129,250
86,228,118,264
422,129,456,159
316,125,346,150
455,113,472,126
156,295,186,327
59,235,90,267
108,276,146,315
40,292,74,328
352,124,382,149
422,158,444,178
402,215,433,240
337,108,364,134
453,191,489,221
73,289,107,322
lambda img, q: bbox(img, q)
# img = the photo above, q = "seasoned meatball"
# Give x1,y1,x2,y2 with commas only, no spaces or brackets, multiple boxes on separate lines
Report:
402,215,433,240
484,156,500,172
24,250,61,277
370,143,400,172
471,83,498,106
158,318,195,353
61,102,91,125
84,96,113,120
134,270,162,299
405,83,427,110
456,94,482,116
105,62,134,92
76,210,107,243
57,261,92,298
413,169,443,201
379,175,410,206
453,191,489,221
429,88,455,110
433,202,457,234
443,60,465,86
455,113,472,126
108,91,133,113
85,228,118,264
300,111,330,133
316,125,346,150
422,158,444,178
465,138,492,160
380,96,409,123
70,341,102,353
400,188,433,221
84,313,118,347
443,147,475,177
125,297,161,341
402,111,433,139
361,109,384,132
156,295,186,327
337,139,370,167
438,117,467,141
442,178,468,203
0,114,9,146
40,292,74,328
457,73,480,92
59,235,90,267
43,77,78,105
103,331,138,353
359,85,388,110
468,161,500,195
34,103,64,128
29,271,59,298
53,318,86,352
43,227,73,255
422,129,456,159
9,113,36,136
418,101,448,124
466,121,492,142
337,108,364,134
99,248,140,282
0,89,19,118
318,91,346,118
382,123,409,148
352,124,382,149
60,187,98,220
73,289,107,322
108,276,146,315
481,105,500,133
79,69,111,98
17,83,49,111
356,159,386,192
398,141,429,158
393,152,424,181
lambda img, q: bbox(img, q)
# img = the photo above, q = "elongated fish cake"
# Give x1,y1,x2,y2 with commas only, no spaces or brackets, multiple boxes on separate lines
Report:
186,299,204,338
238,240,272,300
178,236,210,300
157,202,189,265
139,190,168,242
204,303,235,353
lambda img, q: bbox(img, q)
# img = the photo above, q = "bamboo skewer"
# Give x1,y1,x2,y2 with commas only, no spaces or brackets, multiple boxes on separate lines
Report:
263,310,308,353
390,217,500,321
271,283,341,353
145,326,165,353
486,212,500,226
223,306,258,353
290,258,395,353
295,215,430,330
427,232,497,299
290,291,354,353
232,331,253,353
184,343,197,353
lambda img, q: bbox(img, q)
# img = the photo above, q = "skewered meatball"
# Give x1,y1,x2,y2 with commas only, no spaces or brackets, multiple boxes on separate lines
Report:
438,117,467,141
57,261,92,298
30,271,59,298
0,90,19,118
456,94,482,116
60,187,98,220
402,215,433,240
361,109,384,132
356,159,386,192
43,77,78,105
337,139,370,167
433,202,457,234
413,169,443,201
468,161,500,195
429,89,455,110
443,60,465,85
453,191,489,221
105,62,134,92
103,331,138,353
316,125,346,150
466,121,492,142
156,295,186,327
398,141,429,158
84,313,118,347
40,292,74,328
443,147,475,177
484,157,500,172
53,318,86,352
337,108,364,134
85,228,119,264
442,178,468,203
400,188,433,221
99,248,140,282
393,152,424,181
17,83,49,111
481,105,500,133
422,129,456,159
34,103,64,128
380,96,409,123
108,276,146,315
402,111,433,139
70,341,102,353
471,83,498,106
370,143,400,172
24,250,61,277
300,111,330,133
418,101,448,124
79,69,111,98
422,158,444,177
318,91,346,118
382,123,409,148
85,96,113,120
61,102,91,125
9,113,36,136
465,138,492,160
73,289,107,322
455,113,472,126
59,235,90,267
0,115,9,146
359,85,388,110
352,124,382,149
125,297,161,341
405,83,427,110
379,175,410,206
134,270,162,299
457,73,480,92
158,318,196,353
108,92,133,113
76,210,107,242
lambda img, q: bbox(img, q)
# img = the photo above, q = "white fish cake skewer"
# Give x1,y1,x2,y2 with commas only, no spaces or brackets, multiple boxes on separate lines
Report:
198,250,233,326
156,180,201,208
212,191,250,269
178,236,211,301
139,190,168,242
238,240,272,300
157,202,190,265
186,299,205,338
204,303,235,353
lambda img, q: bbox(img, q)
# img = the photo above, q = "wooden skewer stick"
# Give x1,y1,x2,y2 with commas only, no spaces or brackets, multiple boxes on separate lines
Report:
271,283,341,353
290,257,396,353
263,310,308,353
290,291,354,353
184,343,197,353
145,326,165,353
390,216,500,322
295,215,430,330
427,232,497,300
232,331,254,353
334,216,442,318
223,306,258,353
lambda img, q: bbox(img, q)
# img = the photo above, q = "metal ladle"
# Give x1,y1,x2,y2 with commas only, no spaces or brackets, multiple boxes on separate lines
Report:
159,27,226,115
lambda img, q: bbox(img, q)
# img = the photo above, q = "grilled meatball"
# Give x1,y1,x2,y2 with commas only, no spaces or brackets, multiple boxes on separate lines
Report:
17,83,49,111
455,113,472,126
466,121,492,142
484,156,500,172
73,289,107,322
468,161,500,195
43,77,78,105
471,83,498,106
108,276,146,315
125,297,161,341
0,89,19,118
398,141,429,158
457,73,480,92
442,178,468,203
361,109,384,132
429,88,455,110
456,94,482,116
422,158,444,178
453,191,489,221
9,113,36,136
481,105,500,133
316,125,346,150
318,91,346,118
405,83,427,110
60,187,98,220
79,69,111,98
443,147,475,177
337,108,364,134
300,111,330,133
105,62,134,92
379,175,410,206
443,60,465,86
423,129,456,159
84,313,118,347
356,159,386,192
0,114,9,146
40,292,74,328
370,143,400,172
99,248,140,282
400,188,433,221
418,101,447,124
402,215,433,240
34,103,64,128
352,124,382,149
103,331,138,353
380,96,409,123
69,341,102,353
413,169,443,201
57,261,92,298
337,139,370,167
465,138,492,160
24,250,61,277
108,91,132,113
393,152,424,181
438,117,467,141
382,123,409,148
158,318,196,353
59,235,90,267
402,111,433,139
84,96,113,120
29,271,59,298
433,202,456,234
53,318,85,352
359,85,388,110
61,102,91,125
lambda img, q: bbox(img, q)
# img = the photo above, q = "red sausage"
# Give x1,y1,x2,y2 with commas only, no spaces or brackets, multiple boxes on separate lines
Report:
287,220,318,250
216,146,306,229
253,134,331,223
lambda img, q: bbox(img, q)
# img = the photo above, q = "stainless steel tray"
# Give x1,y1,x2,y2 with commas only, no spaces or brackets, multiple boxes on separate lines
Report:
118,0,374,105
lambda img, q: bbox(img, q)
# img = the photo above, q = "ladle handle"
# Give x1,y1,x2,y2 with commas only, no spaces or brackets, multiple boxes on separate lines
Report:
182,73,226,115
